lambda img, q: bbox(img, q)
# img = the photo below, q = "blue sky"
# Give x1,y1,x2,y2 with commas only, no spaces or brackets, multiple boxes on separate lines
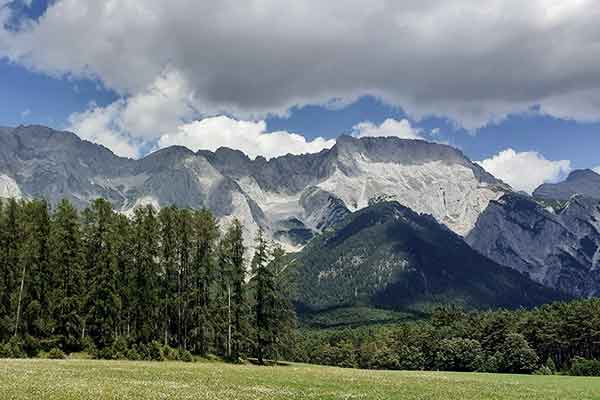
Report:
1,0,600,192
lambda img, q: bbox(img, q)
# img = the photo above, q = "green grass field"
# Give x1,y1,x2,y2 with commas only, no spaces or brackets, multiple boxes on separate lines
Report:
1,358,599,400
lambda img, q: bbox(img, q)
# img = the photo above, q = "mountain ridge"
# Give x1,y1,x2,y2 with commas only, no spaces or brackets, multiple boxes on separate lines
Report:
0,125,510,248
291,200,568,311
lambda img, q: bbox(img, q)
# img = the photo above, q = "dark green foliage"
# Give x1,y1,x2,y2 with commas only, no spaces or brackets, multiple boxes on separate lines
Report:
292,201,567,312
545,357,557,373
0,197,295,364
250,230,297,364
569,357,600,376
435,338,483,372
47,347,66,359
292,299,600,374
48,199,84,352
499,333,539,373
0,337,26,358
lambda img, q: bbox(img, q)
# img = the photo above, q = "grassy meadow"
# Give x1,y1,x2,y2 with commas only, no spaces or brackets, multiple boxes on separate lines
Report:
1,358,599,400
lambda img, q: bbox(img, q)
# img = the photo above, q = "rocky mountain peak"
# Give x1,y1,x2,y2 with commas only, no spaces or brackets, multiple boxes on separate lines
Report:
1,124,512,247
533,169,600,201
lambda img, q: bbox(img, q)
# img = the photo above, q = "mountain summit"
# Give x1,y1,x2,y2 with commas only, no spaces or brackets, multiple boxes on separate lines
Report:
533,169,600,201
292,201,567,311
0,126,509,247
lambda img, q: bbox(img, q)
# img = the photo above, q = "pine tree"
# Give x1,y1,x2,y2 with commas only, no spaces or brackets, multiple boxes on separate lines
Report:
175,208,193,349
190,209,219,354
228,219,247,360
113,213,134,338
83,199,121,348
0,199,21,340
251,228,271,364
49,199,84,351
132,205,160,342
0,199,9,340
159,207,178,346
268,243,296,361
18,200,51,338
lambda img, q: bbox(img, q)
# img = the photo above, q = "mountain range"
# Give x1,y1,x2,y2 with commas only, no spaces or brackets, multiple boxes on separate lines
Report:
1,124,599,310
0,125,508,248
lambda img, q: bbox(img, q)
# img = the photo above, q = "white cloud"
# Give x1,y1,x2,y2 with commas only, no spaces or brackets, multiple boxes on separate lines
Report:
351,118,425,140
2,0,600,131
478,149,571,194
593,166,600,175
20,109,30,118
67,69,196,158
157,116,335,160
67,101,139,158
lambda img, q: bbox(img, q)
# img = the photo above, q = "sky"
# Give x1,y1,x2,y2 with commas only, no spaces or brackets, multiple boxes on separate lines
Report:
1,0,599,193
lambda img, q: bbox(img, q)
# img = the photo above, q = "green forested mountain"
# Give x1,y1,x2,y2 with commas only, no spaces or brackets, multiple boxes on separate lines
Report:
291,299,600,374
292,201,568,312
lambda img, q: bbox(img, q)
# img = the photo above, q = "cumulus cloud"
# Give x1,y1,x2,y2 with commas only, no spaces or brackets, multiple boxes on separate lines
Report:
67,70,197,158
1,0,600,133
67,101,140,158
157,116,335,160
478,149,571,194
351,118,425,140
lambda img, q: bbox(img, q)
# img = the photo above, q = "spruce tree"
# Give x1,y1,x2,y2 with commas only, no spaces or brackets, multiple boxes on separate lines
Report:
18,200,51,338
132,205,160,342
268,243,296,361
228,219,247,360
251,228,271,364
190,209,219,354
0,199,9,340
83,199,121,348
1,199,21,339
113,213,134,338
159,206,178,346
49,199,84,351
175,208,193,349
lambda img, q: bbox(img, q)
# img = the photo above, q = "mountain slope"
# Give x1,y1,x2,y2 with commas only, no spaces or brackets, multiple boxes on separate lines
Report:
0,125,510,247
291,201,567,311
467,193,600,297
533,169,600,201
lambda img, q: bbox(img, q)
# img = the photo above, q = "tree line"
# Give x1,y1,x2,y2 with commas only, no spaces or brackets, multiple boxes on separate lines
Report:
289,299,600,375
0,198,295,362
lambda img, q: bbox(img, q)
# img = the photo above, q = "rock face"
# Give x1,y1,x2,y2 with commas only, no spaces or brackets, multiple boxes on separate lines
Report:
534,169,600,201
0,125,509,248
292,201,568,311
467,193,600,297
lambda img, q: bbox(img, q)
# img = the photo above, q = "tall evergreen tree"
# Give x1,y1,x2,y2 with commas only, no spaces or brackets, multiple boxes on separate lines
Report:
113,213,134,338
132,205,160,342
228,220,247,359
159,206,178,346
190,209,219,354
49,199,84,351
83,199,121,348
175,208,193,349
18,200,51,338
251,228,271,364
267,243,297,361
0,200,8,340
0,199,21,339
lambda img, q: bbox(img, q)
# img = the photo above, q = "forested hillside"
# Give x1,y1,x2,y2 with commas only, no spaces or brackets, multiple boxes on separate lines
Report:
0,198,295,362
291,299,600,375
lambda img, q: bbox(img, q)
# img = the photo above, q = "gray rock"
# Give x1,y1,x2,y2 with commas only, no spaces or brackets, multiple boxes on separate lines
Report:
467,193,600,297
0,124,509,248
534,169,600,201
